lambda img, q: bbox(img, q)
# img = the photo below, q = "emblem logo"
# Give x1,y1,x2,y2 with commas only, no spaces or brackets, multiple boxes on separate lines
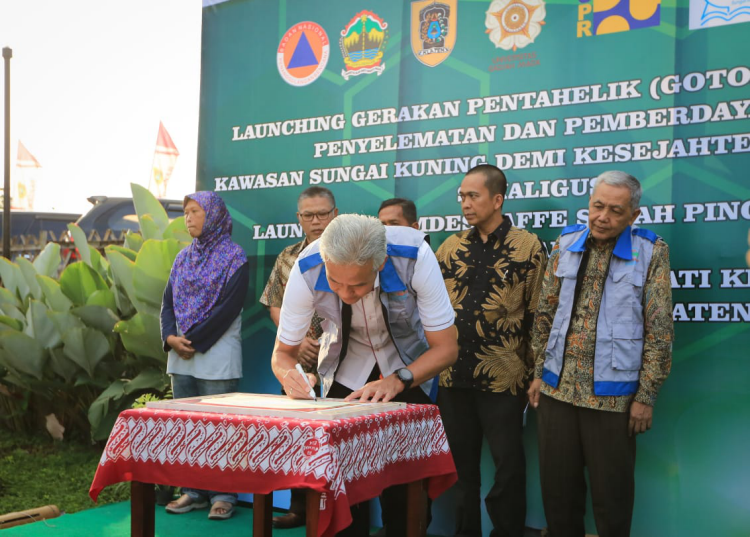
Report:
689,0,750,29
339,11,389,80
485,0,546,51
577,0,661,37
411,0,458,67
277,22,330,87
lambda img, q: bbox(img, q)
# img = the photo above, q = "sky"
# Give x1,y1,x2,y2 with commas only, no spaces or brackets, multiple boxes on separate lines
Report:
0,0,201,214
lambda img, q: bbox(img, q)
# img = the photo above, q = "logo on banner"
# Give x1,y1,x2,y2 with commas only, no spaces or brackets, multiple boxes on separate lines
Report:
339,11,389,80
278,22,330,87
411,0,457,67
688,0,750,29
576,0,661,37
485,0,547,51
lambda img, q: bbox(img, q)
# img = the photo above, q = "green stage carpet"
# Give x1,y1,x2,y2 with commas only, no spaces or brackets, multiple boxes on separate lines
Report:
2,502,313,536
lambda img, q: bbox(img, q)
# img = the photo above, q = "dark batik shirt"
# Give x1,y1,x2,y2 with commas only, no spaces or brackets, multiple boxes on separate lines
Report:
436,218,547,394
531,233,673,412
260,239,323,372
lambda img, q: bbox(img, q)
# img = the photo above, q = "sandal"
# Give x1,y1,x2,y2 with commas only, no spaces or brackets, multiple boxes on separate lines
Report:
165,493,209,514
208,501,235,520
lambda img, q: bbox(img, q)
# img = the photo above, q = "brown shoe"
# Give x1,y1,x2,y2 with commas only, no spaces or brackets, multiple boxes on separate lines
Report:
272,512,305,529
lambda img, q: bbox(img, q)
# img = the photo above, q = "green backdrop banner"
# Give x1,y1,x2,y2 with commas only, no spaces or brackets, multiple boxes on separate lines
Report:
197,1,750,535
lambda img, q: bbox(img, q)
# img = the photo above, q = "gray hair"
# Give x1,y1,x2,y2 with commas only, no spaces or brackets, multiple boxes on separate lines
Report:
319,214,386,271
593,171,642,210
298,186,335,211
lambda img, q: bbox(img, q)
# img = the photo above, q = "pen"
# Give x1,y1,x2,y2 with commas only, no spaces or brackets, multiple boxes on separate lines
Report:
295,363,317,401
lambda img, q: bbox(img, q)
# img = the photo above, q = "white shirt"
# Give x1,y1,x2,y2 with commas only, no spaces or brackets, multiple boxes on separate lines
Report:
278,241,454,390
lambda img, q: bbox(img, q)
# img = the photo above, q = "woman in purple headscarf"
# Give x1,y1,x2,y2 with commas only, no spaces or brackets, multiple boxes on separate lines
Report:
160,191,248,520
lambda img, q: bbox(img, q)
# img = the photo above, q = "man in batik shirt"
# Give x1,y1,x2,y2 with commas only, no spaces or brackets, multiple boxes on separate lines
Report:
435,164,547,537
259,185,337,529
528,171,672,537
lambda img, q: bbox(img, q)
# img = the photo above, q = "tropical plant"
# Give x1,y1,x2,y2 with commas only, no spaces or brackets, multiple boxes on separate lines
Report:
0,184,190,441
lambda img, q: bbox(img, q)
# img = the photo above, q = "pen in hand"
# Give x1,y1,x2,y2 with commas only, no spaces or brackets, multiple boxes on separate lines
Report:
295,363,317,401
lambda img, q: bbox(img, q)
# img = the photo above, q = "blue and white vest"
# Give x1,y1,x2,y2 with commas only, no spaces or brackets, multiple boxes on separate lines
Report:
541,224,658,396
297,226,432,398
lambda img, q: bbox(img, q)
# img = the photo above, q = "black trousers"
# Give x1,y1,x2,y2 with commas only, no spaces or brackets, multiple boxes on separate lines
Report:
437,387,527,537
537,394,636,537
328,380,433,537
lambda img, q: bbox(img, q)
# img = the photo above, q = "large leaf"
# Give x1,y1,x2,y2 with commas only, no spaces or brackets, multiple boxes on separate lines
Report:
0,302,26,323
0,315,23,331
62,327,110,378
59,262,109,306
133,239,184,308
17,258,42,301
24,300,61,349
66,223,92,267
124,368,170,395
49,346,80,382
139,214,163,241
0,258,29,301
106,250,157,317
132,183,169,234
87,379,125,440
124,231,143,252
162,216,191,242
36,275,73,312
0,287,20,308
114,313,165,361
71,305,119,333
86,289,117,312
0,332,47,379
106,245,137,262
49,310,85,337
32,242,62,278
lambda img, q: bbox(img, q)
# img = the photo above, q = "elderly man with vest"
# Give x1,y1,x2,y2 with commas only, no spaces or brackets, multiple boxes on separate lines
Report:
528,171,673,537
272,213,458,537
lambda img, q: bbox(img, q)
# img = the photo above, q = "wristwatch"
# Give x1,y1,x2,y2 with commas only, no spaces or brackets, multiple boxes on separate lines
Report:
395,368,414,390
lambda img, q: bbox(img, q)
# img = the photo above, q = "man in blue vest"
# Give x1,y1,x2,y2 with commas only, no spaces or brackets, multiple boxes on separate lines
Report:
528,171,673,537
272,213,458,537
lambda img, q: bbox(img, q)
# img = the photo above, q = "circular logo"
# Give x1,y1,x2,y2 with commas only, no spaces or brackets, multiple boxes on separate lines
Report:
502,4,529,33
278,22,329,87
303,438,321,457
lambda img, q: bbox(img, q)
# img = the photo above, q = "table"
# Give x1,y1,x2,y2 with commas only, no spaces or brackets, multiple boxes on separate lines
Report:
89,405,457,537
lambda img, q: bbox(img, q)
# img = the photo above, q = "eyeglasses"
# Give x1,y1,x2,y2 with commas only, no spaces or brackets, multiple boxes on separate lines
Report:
298,208,336,222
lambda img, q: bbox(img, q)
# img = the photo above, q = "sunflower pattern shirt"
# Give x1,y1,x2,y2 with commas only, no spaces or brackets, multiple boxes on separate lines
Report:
435,219,547,394
260,239,323,373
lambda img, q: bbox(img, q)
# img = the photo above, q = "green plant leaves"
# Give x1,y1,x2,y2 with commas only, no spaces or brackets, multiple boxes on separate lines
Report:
106,249,157,317
59,262,109,307
62,327,110,378
24,300,61,350
86,289,117,312
0,315,23,331
0,332,47,380
32,242,62,278
124,368,169,395
132,239,183,310
17,258,43,301
139,214,163,241
132,183,169,234
114,313,165,362
0,258,29,301
163,216,191,242
36,275,73,312
124,231,143,252
71,305,119,334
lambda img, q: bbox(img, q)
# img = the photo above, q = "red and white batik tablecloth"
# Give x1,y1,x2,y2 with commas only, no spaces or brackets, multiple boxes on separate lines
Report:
89,405,456,536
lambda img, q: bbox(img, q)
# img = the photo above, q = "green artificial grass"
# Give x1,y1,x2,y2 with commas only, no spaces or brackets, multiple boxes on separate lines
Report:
2,501,278,536
0,432,129,517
